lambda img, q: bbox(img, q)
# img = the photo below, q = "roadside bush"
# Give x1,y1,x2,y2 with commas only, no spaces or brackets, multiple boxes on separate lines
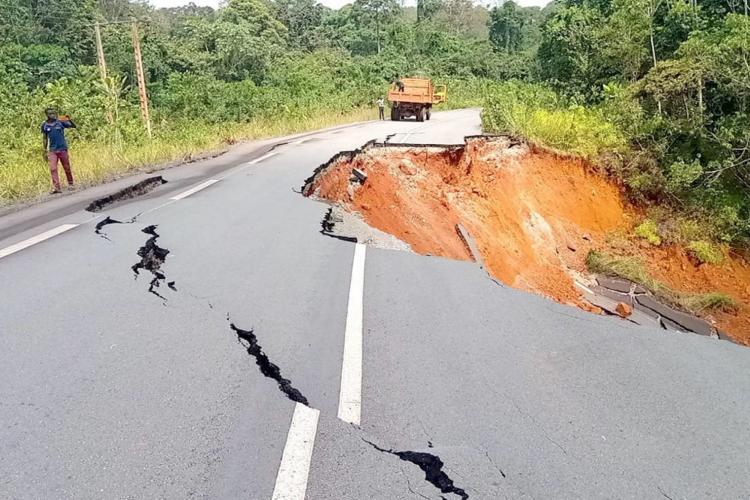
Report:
481,81,627,158
634,219,662,246
686,240,725,265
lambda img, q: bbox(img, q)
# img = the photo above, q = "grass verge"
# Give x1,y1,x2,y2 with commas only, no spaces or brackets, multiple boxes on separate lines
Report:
0,107,376,207
586,250,736,313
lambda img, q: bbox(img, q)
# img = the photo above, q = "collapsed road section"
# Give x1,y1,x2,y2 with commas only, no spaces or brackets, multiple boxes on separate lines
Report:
86,176,167,212
303,135,750,344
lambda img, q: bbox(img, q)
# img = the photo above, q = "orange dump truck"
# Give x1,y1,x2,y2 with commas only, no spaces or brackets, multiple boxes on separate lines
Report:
387,78,447,122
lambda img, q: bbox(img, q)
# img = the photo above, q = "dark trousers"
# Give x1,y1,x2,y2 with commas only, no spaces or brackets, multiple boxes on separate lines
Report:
379,107,385,120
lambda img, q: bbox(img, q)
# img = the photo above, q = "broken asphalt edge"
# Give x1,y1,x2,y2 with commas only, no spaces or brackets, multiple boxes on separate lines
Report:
585,276,742,345
300,134,523,197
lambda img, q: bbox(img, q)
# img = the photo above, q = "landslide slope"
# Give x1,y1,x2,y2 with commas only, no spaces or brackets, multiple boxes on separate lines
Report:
305,136,749,344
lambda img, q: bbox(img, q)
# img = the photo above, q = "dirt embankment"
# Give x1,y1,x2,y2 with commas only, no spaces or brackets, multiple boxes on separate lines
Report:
306,136,750,344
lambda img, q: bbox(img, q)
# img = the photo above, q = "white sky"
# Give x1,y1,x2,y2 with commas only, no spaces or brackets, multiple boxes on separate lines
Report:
150,0,551,10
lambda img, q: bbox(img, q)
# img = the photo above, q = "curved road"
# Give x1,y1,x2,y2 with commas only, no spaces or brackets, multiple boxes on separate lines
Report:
1,109,749,499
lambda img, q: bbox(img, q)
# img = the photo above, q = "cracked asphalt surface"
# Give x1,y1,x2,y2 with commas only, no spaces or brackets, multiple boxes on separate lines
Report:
1,109,750,499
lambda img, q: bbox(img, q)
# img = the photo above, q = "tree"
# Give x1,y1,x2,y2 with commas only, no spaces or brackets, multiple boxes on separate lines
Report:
434,0,475,36
537,4,608,97
416,0,442,23
599,0,652,82
274,0,328,51
353,0,400,54
31,0,98,61
212,0,288,81
489,1,525,53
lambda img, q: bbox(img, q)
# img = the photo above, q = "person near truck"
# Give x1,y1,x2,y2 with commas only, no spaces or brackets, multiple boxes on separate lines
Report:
377,97,385,120
41,107,76,194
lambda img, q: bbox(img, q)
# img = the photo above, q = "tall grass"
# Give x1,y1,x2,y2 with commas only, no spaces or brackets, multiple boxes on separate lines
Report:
0,107,375,205
481,81,627,158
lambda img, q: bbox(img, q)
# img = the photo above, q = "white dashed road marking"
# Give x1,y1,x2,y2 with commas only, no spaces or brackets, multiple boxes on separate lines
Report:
0,224,78,260
271,403,320,500
169,179,220,201
338,242,366,425
246,151,278,166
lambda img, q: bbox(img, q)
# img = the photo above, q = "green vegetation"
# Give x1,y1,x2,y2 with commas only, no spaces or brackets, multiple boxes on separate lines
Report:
680,292,737,313
586,251,658,290
586,250,736,313
686,240,725,265
481,82,626,158
1,0,527,203
634,219,662,246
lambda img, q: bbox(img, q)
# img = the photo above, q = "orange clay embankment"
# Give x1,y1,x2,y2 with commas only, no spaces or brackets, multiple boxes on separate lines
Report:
306,136,749,344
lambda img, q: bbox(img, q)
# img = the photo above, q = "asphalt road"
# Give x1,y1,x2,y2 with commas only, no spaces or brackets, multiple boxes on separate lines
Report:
1,109,749,499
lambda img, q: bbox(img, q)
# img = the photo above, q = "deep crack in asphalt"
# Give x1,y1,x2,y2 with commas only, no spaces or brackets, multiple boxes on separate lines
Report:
131,225,174,300
363,439,469,499
320,207,358,243
227,316,471,498
95,216,122,239
86,176,167,212
229,322,309,406
94,215,139,241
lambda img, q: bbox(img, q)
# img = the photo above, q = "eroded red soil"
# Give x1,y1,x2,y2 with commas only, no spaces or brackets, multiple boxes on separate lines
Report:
306,136,749,344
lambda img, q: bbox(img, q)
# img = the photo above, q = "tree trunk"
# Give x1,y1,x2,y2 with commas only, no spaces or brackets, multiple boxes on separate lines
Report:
376,14,381,54
649,18,662,114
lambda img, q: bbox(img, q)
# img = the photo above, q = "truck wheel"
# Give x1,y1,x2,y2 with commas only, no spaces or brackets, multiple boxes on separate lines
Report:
426,107,432,120
417,107,425,122
391,107,399,121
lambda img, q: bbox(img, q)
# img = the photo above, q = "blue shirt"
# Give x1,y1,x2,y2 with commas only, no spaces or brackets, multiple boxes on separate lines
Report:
41,120,74,151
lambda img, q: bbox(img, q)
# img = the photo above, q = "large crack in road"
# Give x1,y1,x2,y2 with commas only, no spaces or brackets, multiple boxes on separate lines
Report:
131,225,174,301
226,317,473,497
97,178,475,497
320,207,358,243
364,439,469,499
229,322,310,406
86,176,167,212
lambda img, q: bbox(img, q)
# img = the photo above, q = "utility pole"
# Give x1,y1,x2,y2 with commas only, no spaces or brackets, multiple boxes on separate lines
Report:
94,23,108,82
94,22,114,125
131,22,152,139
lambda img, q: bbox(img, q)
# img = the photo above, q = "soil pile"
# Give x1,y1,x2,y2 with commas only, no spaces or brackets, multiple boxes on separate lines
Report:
305,136,749,344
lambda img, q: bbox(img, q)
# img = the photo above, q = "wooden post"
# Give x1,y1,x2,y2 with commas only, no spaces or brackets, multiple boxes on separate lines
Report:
94,22,114,124
131,22,152,139
94,23,108,82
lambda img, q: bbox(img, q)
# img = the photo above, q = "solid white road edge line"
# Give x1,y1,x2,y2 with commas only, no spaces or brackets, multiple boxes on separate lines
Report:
0,223,78,260
247,151,278,165
169,179,219,201
271,403,320,500
337,242,366,425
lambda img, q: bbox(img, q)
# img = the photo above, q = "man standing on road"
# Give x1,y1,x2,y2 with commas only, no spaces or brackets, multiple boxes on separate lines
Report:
41,107,76,194
377,97,385,120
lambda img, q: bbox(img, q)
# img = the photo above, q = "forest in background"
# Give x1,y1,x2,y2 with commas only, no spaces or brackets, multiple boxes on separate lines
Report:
1,0,748,251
